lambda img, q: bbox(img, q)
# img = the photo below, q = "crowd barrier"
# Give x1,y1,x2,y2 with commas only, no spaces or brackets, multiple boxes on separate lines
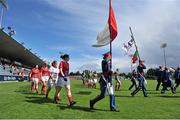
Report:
0,75,29,81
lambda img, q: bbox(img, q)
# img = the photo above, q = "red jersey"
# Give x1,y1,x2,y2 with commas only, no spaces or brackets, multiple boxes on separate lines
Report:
59,61,69,76
41,67,50,77
30,69,40,78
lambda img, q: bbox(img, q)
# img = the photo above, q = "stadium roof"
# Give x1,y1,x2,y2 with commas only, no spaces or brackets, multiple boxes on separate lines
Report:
0,30,45,68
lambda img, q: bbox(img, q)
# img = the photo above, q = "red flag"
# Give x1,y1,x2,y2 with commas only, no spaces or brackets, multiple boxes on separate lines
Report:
92,0,118,47
108,0,118,42
132,50,138,64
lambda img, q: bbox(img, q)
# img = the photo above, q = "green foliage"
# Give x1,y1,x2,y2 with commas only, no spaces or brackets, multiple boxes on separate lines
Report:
146,68,158,79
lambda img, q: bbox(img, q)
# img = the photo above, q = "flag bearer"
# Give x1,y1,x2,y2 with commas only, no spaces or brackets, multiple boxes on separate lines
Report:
131,60,147,97
90,52,118,111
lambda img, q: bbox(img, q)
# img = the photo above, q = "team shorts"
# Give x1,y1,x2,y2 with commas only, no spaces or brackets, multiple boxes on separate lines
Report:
89,79,93,83
31,78,39,83
93,79,97,83
48,79,57,88
41,76,49,82
56,77,70,87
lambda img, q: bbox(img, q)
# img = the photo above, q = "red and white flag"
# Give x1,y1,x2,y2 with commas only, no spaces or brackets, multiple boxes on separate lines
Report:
93,0,118,47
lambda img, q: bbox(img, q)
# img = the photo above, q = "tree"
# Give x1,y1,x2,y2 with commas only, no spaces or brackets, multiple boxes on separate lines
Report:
146,68,158,79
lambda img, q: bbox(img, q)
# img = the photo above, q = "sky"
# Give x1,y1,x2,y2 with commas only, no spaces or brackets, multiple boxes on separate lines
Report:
2,0,180,72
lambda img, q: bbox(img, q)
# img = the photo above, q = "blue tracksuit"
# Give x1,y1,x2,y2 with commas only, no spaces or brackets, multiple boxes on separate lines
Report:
156,69,163,91
129,70,138,90
131,64,147,97
175,70,180,88
161,70,176,94
90,59,116,111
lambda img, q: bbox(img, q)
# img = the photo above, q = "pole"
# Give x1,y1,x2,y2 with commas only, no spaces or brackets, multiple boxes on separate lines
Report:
110,40,112,69
129,26,141,60
130,58,133,72
0,7,3,29
109,0,112,70
163,47,167,67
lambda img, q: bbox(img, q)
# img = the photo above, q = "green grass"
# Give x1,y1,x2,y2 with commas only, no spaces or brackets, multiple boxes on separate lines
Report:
0,80,180,119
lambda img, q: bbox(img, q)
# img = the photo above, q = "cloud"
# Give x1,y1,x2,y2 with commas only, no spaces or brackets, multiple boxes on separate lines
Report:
43,0,180,72
46,45,77,53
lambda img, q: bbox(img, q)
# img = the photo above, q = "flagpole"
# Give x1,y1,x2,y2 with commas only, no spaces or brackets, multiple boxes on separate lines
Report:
109,0,112,69
0,7,4,29
109,0,113,81
129,26,141,61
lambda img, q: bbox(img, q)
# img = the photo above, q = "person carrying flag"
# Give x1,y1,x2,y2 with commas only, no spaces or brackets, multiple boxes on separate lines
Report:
131,60,148,97
54,54,76,107
90,52,118,111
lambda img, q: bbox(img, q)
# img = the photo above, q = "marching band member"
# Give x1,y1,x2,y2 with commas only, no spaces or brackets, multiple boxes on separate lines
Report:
54,54,76,107
90,52,118,111
131,60,148,97
161,67,176,94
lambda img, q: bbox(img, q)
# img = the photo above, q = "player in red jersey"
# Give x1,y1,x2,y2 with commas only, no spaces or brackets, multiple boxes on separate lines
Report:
40,62,51,95
54,54,76,107
30,65,40,93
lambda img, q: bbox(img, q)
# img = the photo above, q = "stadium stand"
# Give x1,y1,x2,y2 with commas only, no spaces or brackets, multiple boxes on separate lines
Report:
0,30,45,81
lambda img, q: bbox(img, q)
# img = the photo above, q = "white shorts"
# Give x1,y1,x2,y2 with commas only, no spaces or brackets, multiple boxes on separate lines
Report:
31,78,39,83
93,79,97,83
56,77,70,87
48,79,57,88
41,76,49,82
89,79,93,83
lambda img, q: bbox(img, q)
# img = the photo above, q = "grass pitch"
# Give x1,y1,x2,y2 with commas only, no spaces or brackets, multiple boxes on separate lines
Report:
0,80,180,119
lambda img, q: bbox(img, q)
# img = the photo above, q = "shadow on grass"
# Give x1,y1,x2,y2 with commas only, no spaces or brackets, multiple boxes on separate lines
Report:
58,105,92,112
25,96,55,104
14,85,34,95
115,95,134,98
146,89,158,91
14,90,36,95
74,84,86,88
175,91,180,93
118,89,130,91
155,95,180,98
58,104,110,112
75,91,92,95
147,92,160,95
